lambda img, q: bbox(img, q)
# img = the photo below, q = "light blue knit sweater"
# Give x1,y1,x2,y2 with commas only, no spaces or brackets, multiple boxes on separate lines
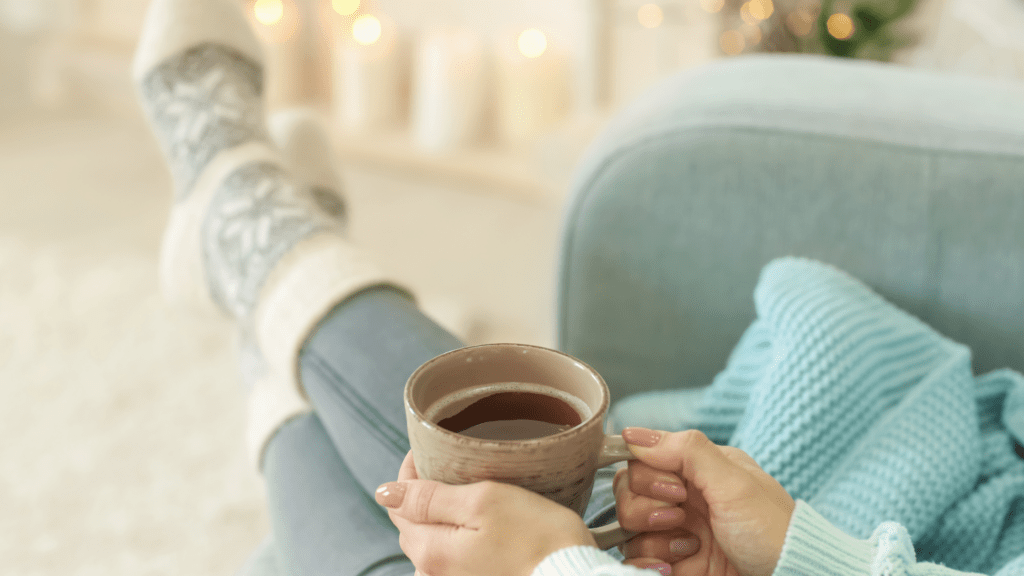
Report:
534,257,1024,576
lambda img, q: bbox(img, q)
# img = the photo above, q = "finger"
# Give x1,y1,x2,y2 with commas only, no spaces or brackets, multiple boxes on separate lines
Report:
622,428,749,496
398,451,419,481
376,479,481,528
622,558,673,576
627,460,687,503
614,467,686,532
621,529,701,563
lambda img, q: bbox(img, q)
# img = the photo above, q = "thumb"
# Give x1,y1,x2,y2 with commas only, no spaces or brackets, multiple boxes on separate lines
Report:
376,480,477,528
622,428,748,497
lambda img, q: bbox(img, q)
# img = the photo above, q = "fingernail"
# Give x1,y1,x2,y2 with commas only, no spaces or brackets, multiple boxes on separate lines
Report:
375,482,407,508
646,563,672,576
669,536,700,558
650,480,686,500
648,507,685,529
622,427,661,448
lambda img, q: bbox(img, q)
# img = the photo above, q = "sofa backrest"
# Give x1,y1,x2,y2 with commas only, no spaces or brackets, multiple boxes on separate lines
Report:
559,54,1024,401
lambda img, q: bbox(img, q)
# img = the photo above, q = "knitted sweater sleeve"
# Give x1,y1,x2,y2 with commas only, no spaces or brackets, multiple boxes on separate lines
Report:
532,500,1024,576
530,546,658,576
774,501,1023,576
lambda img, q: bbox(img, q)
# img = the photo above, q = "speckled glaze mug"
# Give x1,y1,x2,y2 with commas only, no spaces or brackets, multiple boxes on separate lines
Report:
405,343,636,549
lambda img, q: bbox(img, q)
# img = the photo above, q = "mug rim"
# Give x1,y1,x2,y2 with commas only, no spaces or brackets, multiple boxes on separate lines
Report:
404,342,611,445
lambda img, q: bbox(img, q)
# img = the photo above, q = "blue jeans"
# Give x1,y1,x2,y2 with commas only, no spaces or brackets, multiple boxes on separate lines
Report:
257,287,619,576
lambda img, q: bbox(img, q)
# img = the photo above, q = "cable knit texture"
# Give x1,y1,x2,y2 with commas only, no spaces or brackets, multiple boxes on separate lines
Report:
532,546,654,576
775,500,986,576
606,257,1024,575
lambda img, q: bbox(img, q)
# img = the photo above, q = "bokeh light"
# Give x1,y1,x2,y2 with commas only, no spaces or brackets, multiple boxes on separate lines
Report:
720,30,745,55
518,28,547,58
740,3,758,25
700,0,725,13
637,4,664,28
253,0,284,26
352,14,382,45
332,0,360,16
827,12,854,39
748,0,774,20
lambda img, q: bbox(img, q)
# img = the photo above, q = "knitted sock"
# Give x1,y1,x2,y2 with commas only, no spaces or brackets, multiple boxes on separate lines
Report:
267,107,348,226
133,0,399,466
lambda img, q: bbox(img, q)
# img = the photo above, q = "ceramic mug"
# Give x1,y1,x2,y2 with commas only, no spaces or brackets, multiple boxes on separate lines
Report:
404,343,636,549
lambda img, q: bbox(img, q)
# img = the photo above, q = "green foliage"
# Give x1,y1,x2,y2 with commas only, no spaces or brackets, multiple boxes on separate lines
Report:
805,0,918,61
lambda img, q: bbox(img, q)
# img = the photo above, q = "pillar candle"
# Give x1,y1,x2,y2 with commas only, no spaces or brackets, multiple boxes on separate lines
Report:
411,28,486,151
333,13,406,131
495,28,573,145
250,0,308,111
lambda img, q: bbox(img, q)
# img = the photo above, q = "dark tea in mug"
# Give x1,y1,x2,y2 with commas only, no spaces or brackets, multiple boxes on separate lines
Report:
427,383,592,441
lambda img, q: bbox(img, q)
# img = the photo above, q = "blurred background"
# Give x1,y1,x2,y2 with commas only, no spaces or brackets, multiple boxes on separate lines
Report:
1,0,1022,574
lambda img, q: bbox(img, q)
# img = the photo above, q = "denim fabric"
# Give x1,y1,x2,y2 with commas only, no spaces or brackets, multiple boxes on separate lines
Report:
254,287,621,575
299,287,463,495
263,413,414,576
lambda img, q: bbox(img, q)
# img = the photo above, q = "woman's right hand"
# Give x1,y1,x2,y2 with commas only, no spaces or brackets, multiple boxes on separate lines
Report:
613,428,796,576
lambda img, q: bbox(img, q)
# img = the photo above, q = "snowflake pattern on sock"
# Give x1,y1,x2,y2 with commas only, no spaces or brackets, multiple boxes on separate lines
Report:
139,43,267,200
202,161,342,318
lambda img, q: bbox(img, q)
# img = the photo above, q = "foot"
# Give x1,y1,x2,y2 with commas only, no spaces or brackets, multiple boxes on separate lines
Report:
133,0,399,468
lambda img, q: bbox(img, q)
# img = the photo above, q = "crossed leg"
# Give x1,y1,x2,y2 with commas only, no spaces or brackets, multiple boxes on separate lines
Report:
131,2,619,574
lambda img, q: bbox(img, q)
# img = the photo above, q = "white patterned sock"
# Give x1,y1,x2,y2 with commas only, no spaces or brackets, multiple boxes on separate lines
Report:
133,0,403,468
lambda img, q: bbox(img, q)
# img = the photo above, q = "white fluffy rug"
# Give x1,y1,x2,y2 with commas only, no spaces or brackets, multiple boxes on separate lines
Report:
0,236,268,575
0,107,270,575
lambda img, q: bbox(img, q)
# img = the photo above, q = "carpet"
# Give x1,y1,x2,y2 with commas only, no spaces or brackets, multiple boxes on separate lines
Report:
0,237,269,575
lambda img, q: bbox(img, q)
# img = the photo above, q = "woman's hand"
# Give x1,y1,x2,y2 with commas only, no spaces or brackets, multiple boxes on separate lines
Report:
614,428,795,576
377,451,597,576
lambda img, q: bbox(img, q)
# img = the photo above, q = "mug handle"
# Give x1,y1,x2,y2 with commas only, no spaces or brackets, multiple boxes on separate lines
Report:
589,435,639,550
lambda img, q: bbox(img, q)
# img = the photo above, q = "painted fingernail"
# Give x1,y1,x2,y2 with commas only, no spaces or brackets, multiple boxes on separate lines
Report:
375,482,407,508
648,507,685,529
622,427,661,448
650,480,686,500
646,563,672,576
669,536,700,558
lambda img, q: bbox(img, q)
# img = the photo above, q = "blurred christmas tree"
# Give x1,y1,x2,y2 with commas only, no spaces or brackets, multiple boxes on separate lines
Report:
719,0,921,61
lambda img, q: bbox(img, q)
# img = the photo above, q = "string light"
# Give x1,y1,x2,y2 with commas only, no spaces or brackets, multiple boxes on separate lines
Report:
748,0,774,20
720,30,745,55
637,4,664,28
352,14,382,45
253,0,284,26
700,0,725,13
740,2,759,25
332,0,359,16
518,28,547,58
826,12,854,39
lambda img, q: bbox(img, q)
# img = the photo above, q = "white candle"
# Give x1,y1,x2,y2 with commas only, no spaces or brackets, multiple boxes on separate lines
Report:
250,0,307,111
411,28,486,151
333,13,406,131
495,28,573,145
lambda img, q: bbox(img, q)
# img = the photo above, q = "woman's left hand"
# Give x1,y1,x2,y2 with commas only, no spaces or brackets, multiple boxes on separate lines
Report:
377,451,597,576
